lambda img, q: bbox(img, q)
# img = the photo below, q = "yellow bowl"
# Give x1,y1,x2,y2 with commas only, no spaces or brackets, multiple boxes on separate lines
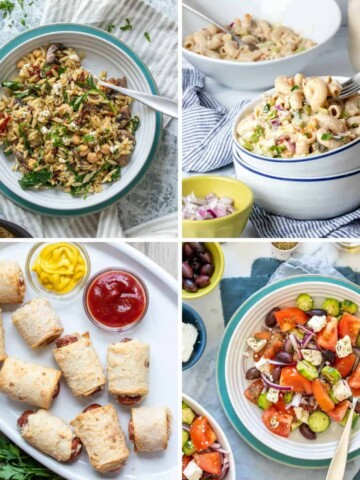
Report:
182,176,253,238
182,242,225,300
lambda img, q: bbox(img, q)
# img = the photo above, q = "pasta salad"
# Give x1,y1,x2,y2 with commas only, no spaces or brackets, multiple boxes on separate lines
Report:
236,74,360,158
184,14,316,62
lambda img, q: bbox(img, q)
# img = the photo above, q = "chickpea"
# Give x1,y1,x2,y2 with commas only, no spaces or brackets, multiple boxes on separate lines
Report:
32,49,42,58
17,59,25,69
28,159,37,169
87,152,98,163
72,134,81,145
100,143,110,154
97,152,103,160
79,145,89,157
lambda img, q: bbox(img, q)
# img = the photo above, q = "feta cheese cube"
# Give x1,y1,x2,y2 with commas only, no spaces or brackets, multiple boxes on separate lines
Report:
41,126,49,134
307,315,327,332
183,460,203,480
110,144,119,154
52,82,62,95
266,388,279,404
247,336,267,353
182,323,198,363
336,335,353,358
332,380,352,402
294,407,309,424
69,122,78,130
301,349,323,366
255,357,271,377
63,136,71,146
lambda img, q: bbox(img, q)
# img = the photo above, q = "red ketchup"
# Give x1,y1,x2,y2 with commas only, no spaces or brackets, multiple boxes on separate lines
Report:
86,270,148,329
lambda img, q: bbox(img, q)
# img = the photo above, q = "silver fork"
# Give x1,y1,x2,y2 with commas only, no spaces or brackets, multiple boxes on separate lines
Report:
83,69,178,119
339,72,360,99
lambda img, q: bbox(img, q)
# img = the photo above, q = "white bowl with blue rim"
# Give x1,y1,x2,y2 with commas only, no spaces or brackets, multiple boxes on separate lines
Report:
217,274,360,468
182,0,341,90
233,145,360,220
0,23,162,216
232,76,360,178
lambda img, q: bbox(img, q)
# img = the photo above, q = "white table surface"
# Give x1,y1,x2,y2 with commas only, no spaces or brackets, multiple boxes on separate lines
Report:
182,25,356,238
183,242,360,479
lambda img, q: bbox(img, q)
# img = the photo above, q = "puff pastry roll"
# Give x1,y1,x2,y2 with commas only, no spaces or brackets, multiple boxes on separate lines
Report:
71,403,130,472
129,407,172,452
53,332,106,397
12,298,64,349
107,338,150,405
0,356,61,409
17,409,82,462
0,309,5,362
0,260,25,304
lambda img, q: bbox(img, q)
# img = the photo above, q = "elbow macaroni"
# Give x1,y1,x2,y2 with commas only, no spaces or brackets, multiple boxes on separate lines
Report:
236,75,360,158
184,14,316,62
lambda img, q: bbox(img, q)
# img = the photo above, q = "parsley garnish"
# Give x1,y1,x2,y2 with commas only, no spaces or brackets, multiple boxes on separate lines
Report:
120,18,133,31
144,31,151,42
0,0,14,18
321,133,332,141
250,125,264,143
19,169,52,188
106,24,115,33
129,115,140,134
83,134,95,143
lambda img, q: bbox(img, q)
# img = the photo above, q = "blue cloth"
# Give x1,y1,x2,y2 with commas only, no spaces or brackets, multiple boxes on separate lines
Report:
183,67,360,238
220,254,360,326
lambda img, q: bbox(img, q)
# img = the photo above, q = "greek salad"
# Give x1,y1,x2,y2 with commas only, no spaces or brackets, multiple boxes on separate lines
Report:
182,401,230,480
244,294,360,440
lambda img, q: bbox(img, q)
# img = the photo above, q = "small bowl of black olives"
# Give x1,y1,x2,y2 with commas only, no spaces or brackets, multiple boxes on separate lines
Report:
182,242,225,300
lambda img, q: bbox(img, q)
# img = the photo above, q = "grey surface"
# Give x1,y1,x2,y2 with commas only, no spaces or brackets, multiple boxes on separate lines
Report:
0,0,178,232
130,241,178,278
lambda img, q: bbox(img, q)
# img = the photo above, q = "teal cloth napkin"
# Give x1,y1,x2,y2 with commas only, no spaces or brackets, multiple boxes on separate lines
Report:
220,255,360,326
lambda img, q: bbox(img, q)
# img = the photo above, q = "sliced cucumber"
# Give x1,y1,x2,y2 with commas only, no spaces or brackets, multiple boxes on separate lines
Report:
339,410,360,429
182,430,189,446
182,407,196,425
341,299,358,315
321,366,342,385
182,401,189,409
296,293,314,312
182,440,197,456
284,392,293,405
297,360,319,381
258,392,272,410
322,298,341,317
308,411,330,433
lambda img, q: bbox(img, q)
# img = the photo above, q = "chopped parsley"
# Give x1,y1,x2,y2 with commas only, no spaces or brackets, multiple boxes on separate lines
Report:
83,134,95,143
144,31,151,42
0,0,15,18
106,24,115,33
263,103,270,113
270,144,286,156
321,133,332,141
49,131,64,147
19,169,52,189
291,85,300,91
129,115,140,134
120,18,133,31
18,124,33,153
111,166,121,180
250,125,265,143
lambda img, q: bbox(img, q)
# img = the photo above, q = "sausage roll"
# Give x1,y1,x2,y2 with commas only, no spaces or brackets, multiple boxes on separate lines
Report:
71,404,130,472
129,407,172,452
17,409,82,462
0,260,25,304
107,338,150,405
12,298,64,349
0,309,5,362
0,356,61,409
53,332,106,397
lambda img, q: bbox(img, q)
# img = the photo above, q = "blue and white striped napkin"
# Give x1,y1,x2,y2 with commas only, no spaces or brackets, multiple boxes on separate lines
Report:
183,67,360,238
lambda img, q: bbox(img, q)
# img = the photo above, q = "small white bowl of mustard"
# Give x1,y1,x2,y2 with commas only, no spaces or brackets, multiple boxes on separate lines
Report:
26,242,91,300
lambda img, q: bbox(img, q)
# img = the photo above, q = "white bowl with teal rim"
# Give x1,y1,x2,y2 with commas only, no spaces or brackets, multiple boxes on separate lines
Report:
0,23,162,216
217,274,360,468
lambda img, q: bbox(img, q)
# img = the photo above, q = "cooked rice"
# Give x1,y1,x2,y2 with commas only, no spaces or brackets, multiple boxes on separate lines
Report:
0,44,139,196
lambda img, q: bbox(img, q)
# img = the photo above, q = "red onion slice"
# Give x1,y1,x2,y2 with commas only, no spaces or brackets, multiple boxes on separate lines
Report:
301,331,315,349
289,334,302,359
267,360,296,367
261,373,293,391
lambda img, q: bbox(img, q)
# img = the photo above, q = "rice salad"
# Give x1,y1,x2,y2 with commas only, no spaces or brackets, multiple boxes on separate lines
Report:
0,44,139,196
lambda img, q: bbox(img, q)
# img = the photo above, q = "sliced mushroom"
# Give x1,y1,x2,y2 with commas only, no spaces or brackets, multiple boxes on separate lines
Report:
14,150,24,162
46,43,63,64
119,129,136,143
116,106,132,127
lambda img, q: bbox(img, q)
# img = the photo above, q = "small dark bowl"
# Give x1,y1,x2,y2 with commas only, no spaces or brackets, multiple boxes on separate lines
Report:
182,304,207,371
0,219,32,238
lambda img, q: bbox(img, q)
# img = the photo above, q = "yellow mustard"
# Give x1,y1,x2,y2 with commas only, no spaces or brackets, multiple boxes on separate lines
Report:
32,242,86,294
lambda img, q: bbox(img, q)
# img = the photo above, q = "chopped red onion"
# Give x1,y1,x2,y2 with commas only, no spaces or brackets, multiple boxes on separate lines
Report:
298,324,315,335
289,334,302,359
290,393,302,408
182,423,190,432
261,373,293,391
182,191,236,221
267,359,296,367
301,331,315,348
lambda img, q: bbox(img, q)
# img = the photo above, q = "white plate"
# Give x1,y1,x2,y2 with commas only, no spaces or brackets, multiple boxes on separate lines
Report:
182,394,236,480
0,24,162,216
0,242,178,479
217,275,360,467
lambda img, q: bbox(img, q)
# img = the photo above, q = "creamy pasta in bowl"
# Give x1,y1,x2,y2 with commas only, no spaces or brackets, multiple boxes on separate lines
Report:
184,14,316,63
233,75,360,178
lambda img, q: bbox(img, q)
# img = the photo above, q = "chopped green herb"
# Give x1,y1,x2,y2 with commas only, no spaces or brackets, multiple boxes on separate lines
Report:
128,115,140,134
0,0,14,19
270,144,286,156
144,31,151,42
120,18,133,31
2,80,23,91
19,169,52,189
20,17,26,26
2,139,12,156
17,0,24,9
83,134,95,143
263,103,270,113
63,91,69,103
250,125,264,143
49,131,64,148
340,111,350,120
86,75,98,90
57,66,66,76
70,94,86,111
111,166,121,180
321,133,332,141
291,85,300,91
106,24,115,33
18,124,33,153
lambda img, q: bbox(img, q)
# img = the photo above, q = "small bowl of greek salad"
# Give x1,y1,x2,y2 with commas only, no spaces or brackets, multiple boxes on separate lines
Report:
244,292,360,441
182,394,235,480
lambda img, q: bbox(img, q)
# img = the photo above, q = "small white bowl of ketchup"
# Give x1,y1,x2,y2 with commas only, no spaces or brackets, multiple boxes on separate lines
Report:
83,268,149,332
